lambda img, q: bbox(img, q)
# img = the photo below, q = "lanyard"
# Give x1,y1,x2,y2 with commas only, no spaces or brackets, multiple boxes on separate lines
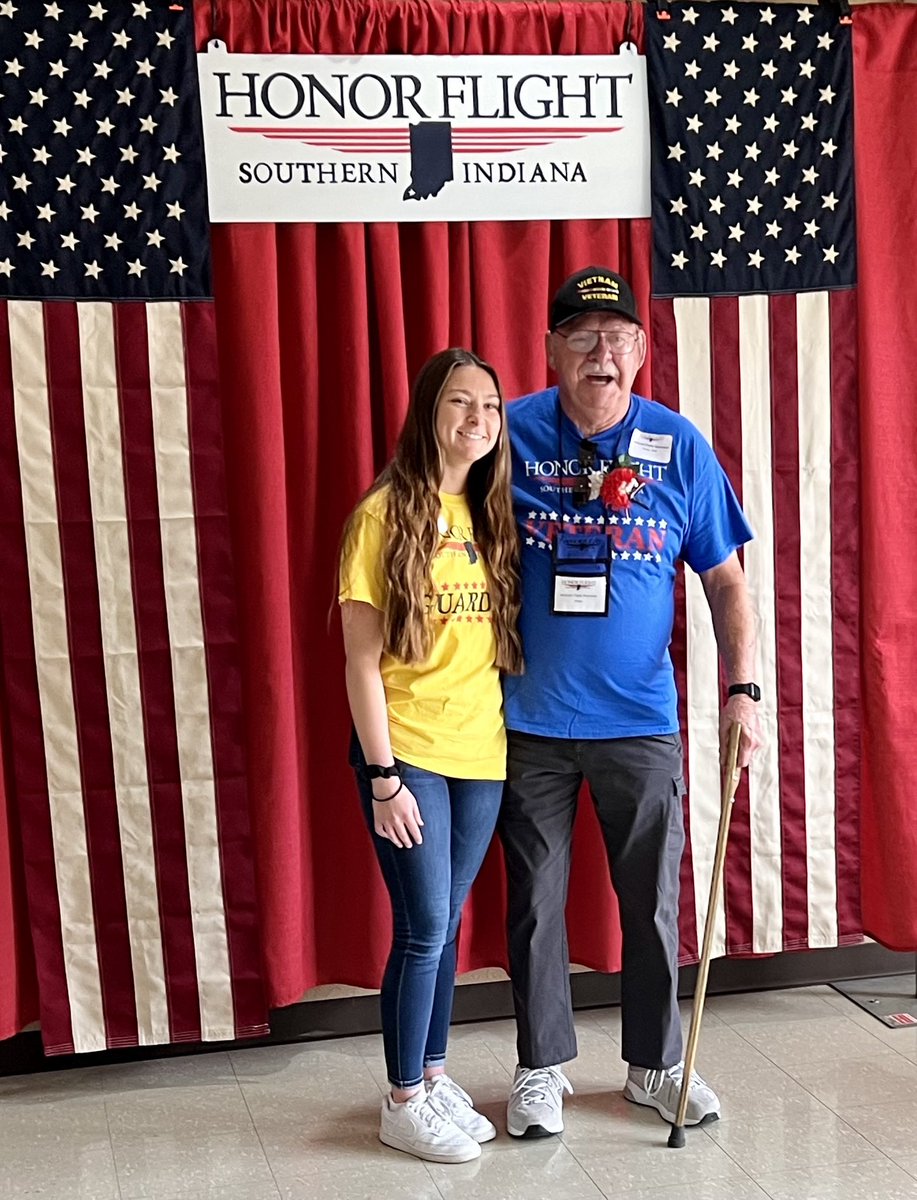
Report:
554,396,632,516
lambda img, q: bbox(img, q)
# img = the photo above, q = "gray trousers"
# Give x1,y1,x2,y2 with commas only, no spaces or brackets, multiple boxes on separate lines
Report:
498,730,686,1071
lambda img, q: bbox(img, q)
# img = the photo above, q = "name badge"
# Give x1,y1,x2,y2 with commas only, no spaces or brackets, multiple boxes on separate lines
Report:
551,531,611,616
553,531,611,564
553,573,608,615
629,429,673,464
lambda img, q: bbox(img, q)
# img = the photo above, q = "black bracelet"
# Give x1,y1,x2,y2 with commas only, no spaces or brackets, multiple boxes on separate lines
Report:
372,778,404,802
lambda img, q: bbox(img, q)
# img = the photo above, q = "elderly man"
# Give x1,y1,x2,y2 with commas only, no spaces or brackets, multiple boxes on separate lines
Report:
499,266,762,1137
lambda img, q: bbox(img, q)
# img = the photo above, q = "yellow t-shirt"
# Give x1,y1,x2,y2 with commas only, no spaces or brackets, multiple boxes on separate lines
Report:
339,486,506,780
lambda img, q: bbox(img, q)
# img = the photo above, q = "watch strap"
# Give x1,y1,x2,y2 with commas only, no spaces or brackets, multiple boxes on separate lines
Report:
727,682,761,702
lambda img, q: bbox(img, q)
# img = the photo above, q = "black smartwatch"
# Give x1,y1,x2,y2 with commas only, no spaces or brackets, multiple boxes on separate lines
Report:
365,763,400,780
727,682,761,702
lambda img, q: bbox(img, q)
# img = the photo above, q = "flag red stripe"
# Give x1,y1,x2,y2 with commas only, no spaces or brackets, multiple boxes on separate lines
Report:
0,301,75,1054
768,294,810,948
113,303,203,1043
183,302,268,1037
44,303,138,1048
828,288,861,941
709,296,755,954
650,298,699,964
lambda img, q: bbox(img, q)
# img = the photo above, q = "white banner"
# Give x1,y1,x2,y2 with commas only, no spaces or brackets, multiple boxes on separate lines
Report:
196,47,651,223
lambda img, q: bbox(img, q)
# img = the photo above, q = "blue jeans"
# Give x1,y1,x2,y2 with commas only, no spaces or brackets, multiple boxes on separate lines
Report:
353,749,502,1089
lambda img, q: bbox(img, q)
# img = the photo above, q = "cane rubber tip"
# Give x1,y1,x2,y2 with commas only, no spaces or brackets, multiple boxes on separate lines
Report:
668,1124,686,1148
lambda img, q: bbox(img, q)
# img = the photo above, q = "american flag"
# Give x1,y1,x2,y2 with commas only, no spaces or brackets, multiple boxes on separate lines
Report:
0,0,268,1052
646,2,861,962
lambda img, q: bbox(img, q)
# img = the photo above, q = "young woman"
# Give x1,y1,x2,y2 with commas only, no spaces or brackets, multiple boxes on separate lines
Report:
339,348,523,1164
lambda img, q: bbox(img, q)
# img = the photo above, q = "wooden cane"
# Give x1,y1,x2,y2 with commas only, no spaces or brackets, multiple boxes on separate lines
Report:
667,721,744,1148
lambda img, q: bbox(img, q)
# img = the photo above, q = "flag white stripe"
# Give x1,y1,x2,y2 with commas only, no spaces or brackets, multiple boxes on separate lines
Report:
147,303,235,1039
737,296,784,952
796,292,839,946
673,297,728,958
77,302,171,1044
8,300,106,1052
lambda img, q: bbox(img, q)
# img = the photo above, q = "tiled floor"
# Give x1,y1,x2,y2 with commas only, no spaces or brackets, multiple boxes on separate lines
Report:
3,985,917,1199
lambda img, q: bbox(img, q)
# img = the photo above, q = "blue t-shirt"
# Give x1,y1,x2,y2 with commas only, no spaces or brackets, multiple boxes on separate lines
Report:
504,388,753,738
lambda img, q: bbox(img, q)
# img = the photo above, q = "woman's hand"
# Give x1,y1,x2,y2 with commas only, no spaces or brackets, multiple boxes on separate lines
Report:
373,783,424,848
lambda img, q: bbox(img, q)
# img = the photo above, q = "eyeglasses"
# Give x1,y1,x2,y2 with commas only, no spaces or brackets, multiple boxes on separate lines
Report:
556,328,639,355
573,438,600,508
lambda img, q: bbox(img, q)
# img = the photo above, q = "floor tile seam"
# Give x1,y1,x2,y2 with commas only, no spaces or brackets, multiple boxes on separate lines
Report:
104,1097,262,1138
481,1039,516,1080
782,1066,917,1138
764,1134,896,1174
780,1050,917,1089
98,1099,129,1200
865,1038,917,1066
705,1138,892,1187
751,1155,917,1199
721,1025,886,1077
713,1011,886,1039
829,1098,917,1166
421,1156,449,1200
693,1119,784,1191
705,996,841,1022
899,1158,917,1182
228,1047,245,1083
704,1031,837,1094
512,1137,607,1199
560,1127,733,1197
693,1057,805,1080
234,1072,285,1199
832,1012,917,1056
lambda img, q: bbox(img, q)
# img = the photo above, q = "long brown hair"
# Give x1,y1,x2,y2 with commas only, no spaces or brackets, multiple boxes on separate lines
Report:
340,348,523,673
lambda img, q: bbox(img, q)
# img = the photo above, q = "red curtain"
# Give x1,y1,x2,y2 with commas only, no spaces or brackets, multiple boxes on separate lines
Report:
854,7,917,951
196,0,651,1008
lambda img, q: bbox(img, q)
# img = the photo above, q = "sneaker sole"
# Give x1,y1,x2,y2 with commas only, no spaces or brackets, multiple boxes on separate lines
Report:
622,1085,720,1127
379,1130,481,1163
506,1121,562,1139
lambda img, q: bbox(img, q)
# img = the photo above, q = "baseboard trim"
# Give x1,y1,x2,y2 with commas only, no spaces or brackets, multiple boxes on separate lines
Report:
1,942,911,1078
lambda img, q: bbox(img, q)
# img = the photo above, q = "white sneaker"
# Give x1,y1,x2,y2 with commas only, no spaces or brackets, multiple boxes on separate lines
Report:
426,1074,497,1143
623,1061,721,1125
379,1091,481,1163
506,1065,573,1138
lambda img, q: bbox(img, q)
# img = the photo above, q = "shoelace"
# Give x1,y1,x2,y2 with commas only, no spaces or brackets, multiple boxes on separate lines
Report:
643,1062,705,1096
511,1065,573,1104
408,1093,458,1134
429,1075,474,1113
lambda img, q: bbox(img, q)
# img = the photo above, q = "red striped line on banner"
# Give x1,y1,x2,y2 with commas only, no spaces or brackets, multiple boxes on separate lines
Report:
0,298,269,1052
709,297,756,956
140,303,235,1043
183,302,267,1036
652,289,860,959
769,294,810,949
45,303,139,1048
114,302,203,1043
0,301,75,1054
829,288,862,942
650,298,699,964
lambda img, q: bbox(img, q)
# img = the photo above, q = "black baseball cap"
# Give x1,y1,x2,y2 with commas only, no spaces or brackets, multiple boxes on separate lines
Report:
549,267,642,330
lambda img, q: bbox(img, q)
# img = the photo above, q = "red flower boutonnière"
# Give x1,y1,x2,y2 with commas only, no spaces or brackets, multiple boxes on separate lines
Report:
600,454,650,511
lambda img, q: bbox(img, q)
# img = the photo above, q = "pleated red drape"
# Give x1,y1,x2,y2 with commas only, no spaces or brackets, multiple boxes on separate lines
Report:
195,0,651,1008
854,7,917,952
